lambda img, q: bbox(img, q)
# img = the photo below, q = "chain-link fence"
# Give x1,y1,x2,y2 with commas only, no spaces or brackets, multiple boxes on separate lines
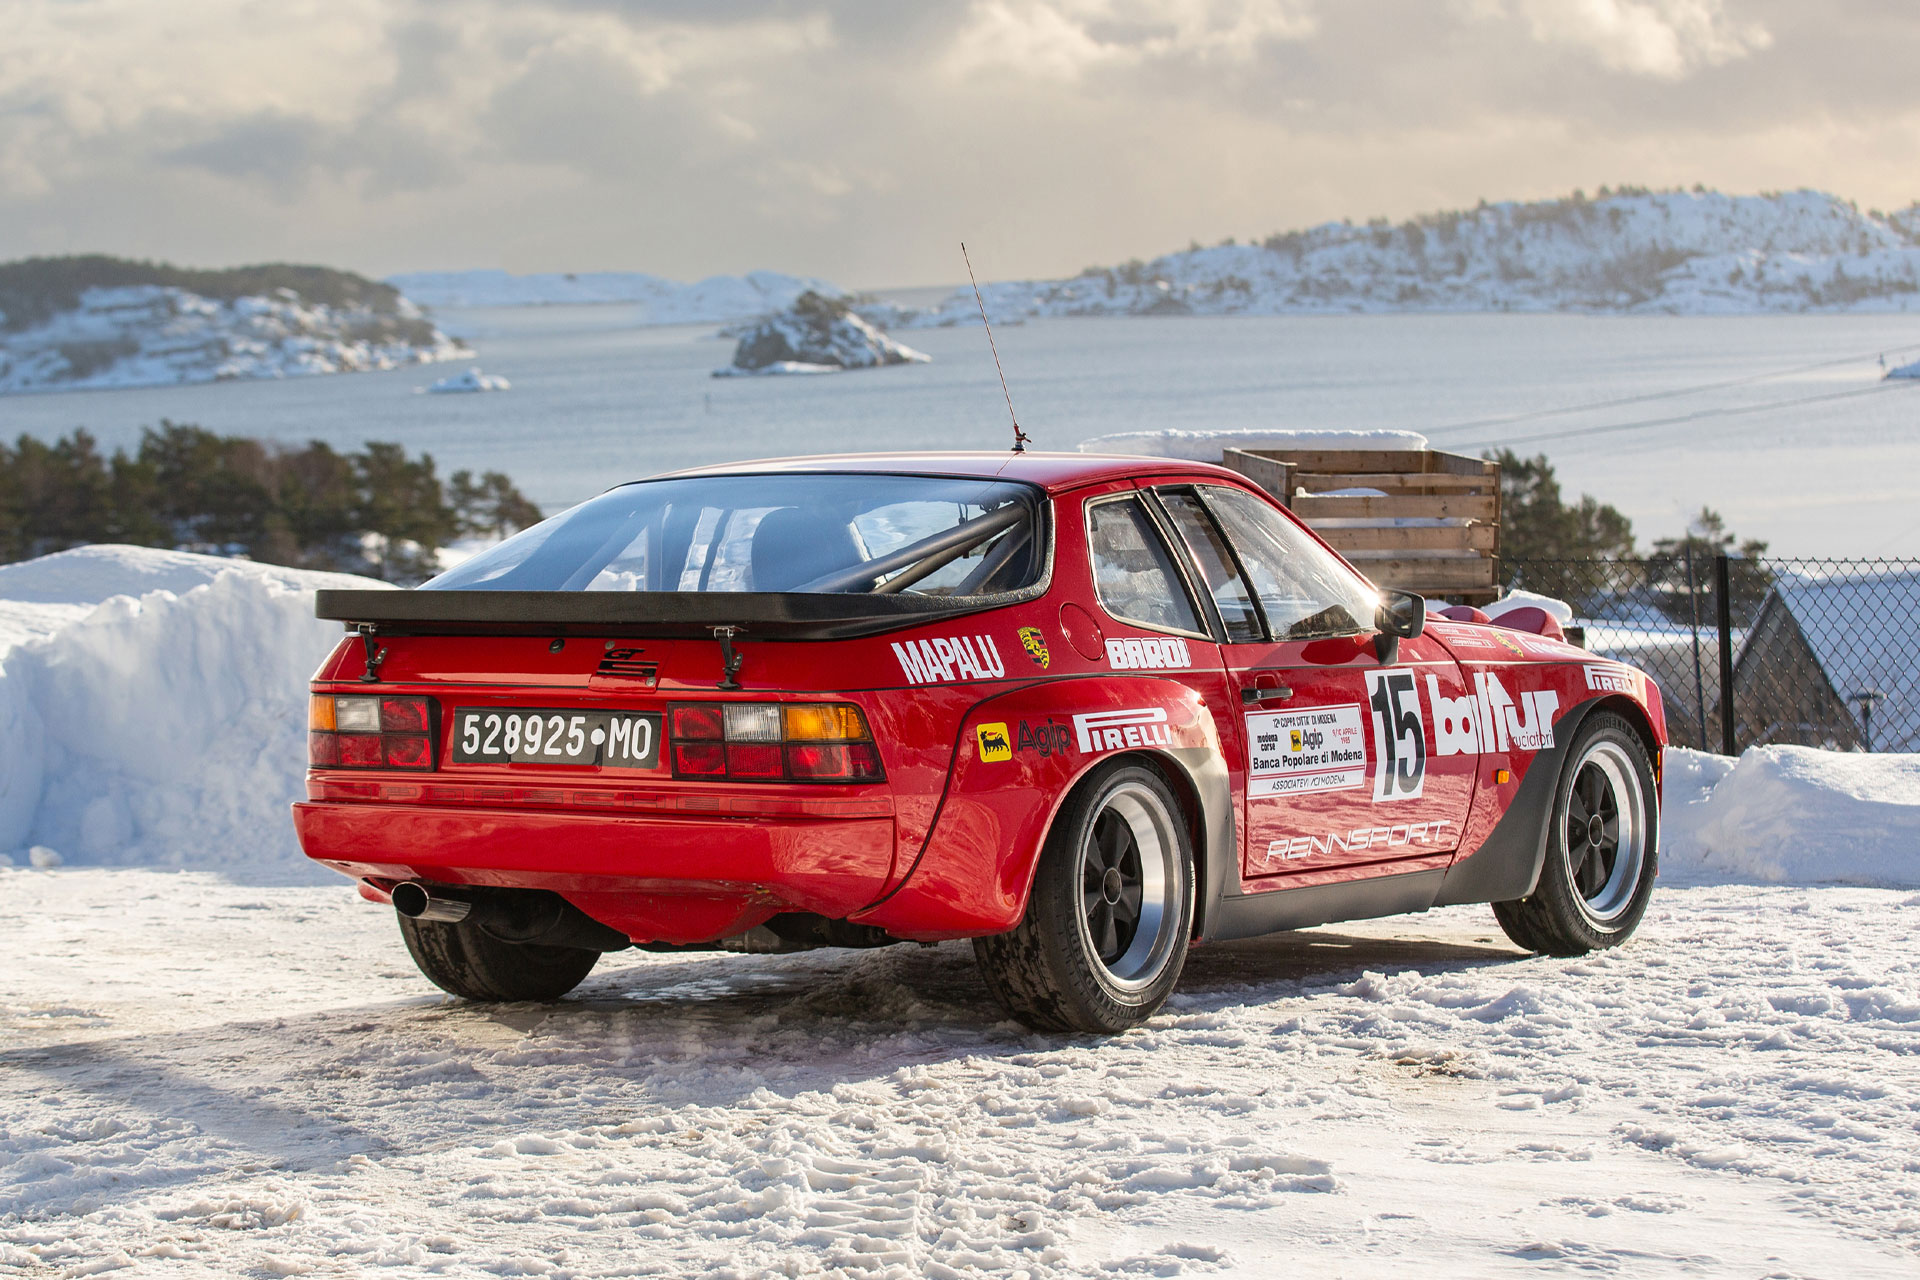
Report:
1504,557,1920,754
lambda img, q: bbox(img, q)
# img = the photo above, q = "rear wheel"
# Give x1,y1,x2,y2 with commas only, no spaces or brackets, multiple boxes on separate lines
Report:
1493,712,1658,957
975,762,1195,1033
398,914,600,1002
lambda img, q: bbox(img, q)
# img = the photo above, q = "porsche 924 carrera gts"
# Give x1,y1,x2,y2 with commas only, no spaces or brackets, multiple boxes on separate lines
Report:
294,452,1666,1032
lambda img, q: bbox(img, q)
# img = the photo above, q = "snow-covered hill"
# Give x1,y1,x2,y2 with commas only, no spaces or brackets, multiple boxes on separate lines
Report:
716,291,930,376
386,267,843,322
886,189,1920,326
0,285,467,394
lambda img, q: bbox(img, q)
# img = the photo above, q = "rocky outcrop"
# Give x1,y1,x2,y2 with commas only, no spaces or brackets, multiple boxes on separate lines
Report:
715,292,930,377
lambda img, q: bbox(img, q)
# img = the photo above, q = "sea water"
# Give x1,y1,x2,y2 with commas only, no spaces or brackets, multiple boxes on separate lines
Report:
5,308,1918,554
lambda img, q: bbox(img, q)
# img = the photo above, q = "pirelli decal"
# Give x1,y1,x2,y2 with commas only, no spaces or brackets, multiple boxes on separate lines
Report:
892,635,1007,685
1073,707,1173,753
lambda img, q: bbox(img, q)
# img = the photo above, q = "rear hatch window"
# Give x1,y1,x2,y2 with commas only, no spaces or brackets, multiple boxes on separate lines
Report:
427,473,1044,598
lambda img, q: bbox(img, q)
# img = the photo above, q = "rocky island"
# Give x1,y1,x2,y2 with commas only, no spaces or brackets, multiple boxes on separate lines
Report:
0,256,467,394
715,291,930,377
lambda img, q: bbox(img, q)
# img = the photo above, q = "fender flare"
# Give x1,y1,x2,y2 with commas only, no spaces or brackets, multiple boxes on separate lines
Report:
1432,693,1659,907
852,676,1237,940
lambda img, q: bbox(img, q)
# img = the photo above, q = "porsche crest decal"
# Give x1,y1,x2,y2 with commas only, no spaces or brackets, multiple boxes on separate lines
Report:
1017,626,1051,669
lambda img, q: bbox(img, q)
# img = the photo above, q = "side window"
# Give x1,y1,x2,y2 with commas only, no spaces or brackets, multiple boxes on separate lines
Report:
1201,486,1379,640
1085,496,1203,635
1156,488,1261,643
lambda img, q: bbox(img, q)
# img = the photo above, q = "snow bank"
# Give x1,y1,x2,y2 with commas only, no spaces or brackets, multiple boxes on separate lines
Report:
1662,745,1920,887
1484,590,1575,625
0,546,384,880
1078,428,1429,460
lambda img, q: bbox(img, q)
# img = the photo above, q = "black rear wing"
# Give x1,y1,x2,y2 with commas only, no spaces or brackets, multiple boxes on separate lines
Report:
313,589,1024,640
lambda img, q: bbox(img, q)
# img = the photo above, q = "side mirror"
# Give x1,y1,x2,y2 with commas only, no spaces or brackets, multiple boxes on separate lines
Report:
1373,589,1426,664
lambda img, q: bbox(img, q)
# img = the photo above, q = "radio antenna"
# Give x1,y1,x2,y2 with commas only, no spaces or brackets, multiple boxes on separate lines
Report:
961,242,1030,453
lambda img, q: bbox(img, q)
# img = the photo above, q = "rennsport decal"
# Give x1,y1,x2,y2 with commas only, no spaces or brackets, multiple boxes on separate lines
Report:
1427,672,1560,755
1585,665,1637,694
1432,623,1496,649
976,722,1012,762
1267,821,1454,862
1247,705,1367,797
1105,636,1191,671
891,634,1007,685
1073,707,1173,753
1365,668,1427,801
1017,627,1051,669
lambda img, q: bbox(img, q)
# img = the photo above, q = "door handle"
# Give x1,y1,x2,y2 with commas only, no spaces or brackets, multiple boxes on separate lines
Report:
1241,680,1294,705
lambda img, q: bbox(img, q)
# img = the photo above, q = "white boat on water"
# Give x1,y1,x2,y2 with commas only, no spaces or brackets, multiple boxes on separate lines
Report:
426,366,511,394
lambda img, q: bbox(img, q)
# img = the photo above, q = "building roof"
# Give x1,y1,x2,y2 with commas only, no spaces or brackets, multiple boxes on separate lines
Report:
1754,568,1920,750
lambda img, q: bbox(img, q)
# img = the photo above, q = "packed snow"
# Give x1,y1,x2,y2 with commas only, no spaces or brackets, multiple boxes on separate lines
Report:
387,269,843,323
0,546,383,877
425,367,511,394
883,190,1920,327
0,286,467,394
4,544,1920,1274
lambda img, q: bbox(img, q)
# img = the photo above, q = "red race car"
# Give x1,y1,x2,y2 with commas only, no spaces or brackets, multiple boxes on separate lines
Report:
296,452,1665,1032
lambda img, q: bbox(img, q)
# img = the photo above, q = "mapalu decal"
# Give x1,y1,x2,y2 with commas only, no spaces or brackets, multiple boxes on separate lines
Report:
1105,637,1191,670
891,634,1006,684
976,722,1013,762
1018,627,1051,669
1428,672,1560,755
1072,707,1173,752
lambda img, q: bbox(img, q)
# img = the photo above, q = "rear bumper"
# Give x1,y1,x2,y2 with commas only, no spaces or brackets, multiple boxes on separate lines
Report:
292,800,897,944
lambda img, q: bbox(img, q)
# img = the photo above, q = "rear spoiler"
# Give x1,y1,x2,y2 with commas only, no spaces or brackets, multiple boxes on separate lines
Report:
313,589,1024,640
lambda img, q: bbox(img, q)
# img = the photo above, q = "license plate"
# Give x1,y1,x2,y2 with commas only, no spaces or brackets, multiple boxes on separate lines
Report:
452,708,662,768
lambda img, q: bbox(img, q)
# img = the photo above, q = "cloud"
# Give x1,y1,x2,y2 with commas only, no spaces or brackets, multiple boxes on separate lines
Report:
0,0,1912,286
1504,0,1771,78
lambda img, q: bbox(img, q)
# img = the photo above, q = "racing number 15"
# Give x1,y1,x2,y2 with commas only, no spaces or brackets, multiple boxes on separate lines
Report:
1366,668,1426,801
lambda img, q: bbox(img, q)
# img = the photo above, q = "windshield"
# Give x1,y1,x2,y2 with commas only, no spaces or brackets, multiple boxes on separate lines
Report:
426,473,1045,596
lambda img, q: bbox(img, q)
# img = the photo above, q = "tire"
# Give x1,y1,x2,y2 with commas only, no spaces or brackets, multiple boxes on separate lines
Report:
397,913,600,1002
975,762,1195,1033
1494,712,1659,957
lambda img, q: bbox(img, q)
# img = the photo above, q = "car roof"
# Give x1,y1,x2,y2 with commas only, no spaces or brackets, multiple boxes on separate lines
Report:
650,451,1253,495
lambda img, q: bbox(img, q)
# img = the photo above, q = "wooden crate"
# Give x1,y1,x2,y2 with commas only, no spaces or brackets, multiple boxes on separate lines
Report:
1220,446,1501,605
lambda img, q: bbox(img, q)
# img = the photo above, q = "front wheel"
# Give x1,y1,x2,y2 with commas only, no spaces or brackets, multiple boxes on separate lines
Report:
398,914,601,1002
975,762,1195,1033
1494,711,1658,957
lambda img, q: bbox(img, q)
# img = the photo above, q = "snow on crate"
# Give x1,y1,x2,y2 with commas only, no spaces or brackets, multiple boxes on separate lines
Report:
0,546,386,876
1078,428,1428,460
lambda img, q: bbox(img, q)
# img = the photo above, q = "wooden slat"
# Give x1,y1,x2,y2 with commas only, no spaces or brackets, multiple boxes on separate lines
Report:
1357,557,1499,591
1295,472,1492,493
1292,494,1498,521
1219,449,1294,503
1322,524,1500,552
1236,447,1495,477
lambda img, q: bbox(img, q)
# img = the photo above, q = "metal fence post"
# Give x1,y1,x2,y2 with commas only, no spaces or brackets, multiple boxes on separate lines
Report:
1715,553,1737,756
1684,547,1709,748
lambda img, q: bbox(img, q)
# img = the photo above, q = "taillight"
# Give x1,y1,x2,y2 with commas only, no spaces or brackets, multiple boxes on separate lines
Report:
310,694,437,771
670,702,883,783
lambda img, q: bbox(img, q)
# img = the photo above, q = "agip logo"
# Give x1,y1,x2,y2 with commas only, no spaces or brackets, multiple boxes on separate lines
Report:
1018,627,1051,669
976,722,1013,762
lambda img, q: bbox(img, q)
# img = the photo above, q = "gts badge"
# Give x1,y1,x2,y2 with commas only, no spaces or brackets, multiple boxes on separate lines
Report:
595,647,659,687
976,722,1013,762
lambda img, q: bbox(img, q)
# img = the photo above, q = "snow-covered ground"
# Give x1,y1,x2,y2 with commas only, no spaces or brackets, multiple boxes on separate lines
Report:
0,287,466,394
3,873,1916,1276
4,546,1920,1275
387,269,842,323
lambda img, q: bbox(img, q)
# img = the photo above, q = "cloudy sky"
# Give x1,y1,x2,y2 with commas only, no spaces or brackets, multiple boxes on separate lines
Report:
2,0,1916,287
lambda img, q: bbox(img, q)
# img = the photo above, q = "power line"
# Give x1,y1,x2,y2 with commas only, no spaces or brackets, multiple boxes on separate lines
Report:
1425,342,1920,440
1457,378,1918,453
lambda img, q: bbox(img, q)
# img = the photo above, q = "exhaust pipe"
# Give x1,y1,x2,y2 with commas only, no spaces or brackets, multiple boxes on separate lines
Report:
389,881,630,952
392,882,472,923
